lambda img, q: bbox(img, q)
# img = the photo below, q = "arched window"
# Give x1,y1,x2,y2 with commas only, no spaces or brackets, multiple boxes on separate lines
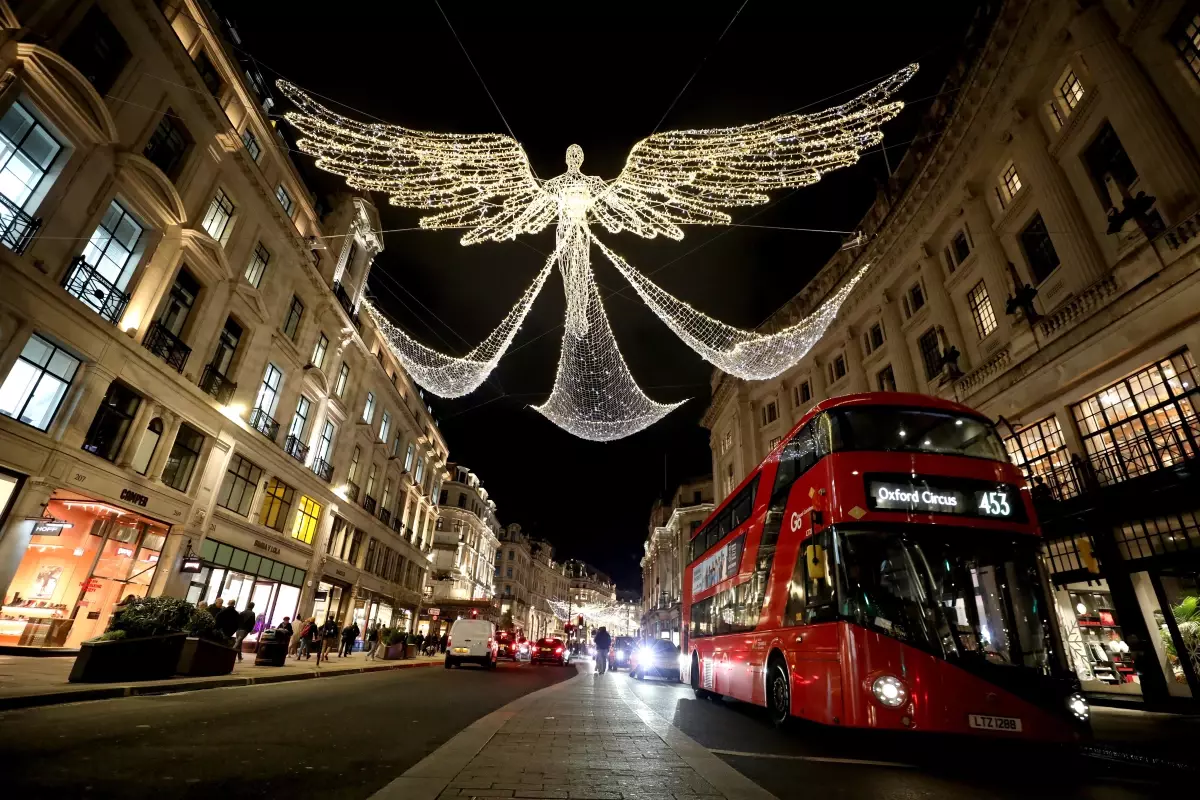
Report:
131,418,163,475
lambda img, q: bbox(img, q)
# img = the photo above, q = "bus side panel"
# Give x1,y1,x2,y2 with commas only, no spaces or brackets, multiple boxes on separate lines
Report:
786,621,842,725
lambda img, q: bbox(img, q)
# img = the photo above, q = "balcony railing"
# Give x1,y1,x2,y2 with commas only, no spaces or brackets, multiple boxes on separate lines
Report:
311,458,334,483
362,494,377,514
344,481,360,503
379,507,392,525
0,193,41,254
142,320,191,373
389,515,405,535
199,364,237,404
284,434,309,464
1085,418,1199,488
332,280,361,330
62,256,130,325
248,407,280,441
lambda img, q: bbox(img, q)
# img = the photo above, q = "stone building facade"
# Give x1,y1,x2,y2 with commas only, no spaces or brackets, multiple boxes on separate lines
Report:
0,0,449,650
703,0,1200,709
641,478,714,646
426,463,499,630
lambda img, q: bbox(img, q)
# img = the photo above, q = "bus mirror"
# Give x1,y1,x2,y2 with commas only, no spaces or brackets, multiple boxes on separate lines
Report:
811,510,823,526
806,544,827,580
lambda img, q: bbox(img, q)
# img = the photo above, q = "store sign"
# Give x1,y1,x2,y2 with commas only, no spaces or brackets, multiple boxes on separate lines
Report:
865,474,1024,521
120,488,149,507
427,608,440,617
691,533,745,595
29,518,72,536
253,539,281,555
181,555,203,574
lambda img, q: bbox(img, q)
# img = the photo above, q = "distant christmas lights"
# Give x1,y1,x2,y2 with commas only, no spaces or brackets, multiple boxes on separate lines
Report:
279,64,916,441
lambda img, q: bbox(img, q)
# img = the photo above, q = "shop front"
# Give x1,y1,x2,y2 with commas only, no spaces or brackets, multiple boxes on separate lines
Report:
313,575,354,629
181,537,307,649
1,491,168,649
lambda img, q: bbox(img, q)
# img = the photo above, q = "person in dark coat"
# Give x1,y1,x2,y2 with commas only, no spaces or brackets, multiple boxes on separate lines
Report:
320,618,339,660
215,600,241,640
233,601,256,661
340,621,359,657
592,627,612,674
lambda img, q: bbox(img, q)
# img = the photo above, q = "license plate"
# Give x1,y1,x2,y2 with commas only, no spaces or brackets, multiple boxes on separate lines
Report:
540,647,551,652
968,714,1022,732
453,647,469,654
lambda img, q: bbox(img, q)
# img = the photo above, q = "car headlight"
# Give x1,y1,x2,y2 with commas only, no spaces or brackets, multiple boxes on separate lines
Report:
871,675,908,708
635,646,654,663
615,649,624,659
1067,692,1090,721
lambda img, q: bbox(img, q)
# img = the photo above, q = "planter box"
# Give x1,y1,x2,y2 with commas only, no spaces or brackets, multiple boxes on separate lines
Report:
380,642,407,660
176,637,237,676
68,633,187,683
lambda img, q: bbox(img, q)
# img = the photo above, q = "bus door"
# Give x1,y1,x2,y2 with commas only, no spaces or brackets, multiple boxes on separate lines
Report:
783,528,844,725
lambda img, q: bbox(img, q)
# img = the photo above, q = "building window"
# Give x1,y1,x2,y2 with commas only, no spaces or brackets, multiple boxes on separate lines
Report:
194,50,223,98
414,457,425,485
1071,350,1200,485
877,364,897,392
865,322,885,354
952,227,972,266
1003,416,1077,501
348,445,361,483
362,391,376,424
291,495,321,544
769,436,783,450
1019,212,1060,283
162,423,204,491
282,296,304,340
0,101,63,210
314,420,335,465
82,381,140,461
404,442,415,472
70,198,145,319
1058,69,1085,111
967,280,997,339
335,363,350,398
200,188,234,242
255,363,282,416
902,280,926,318
998,162,1022,207
245,242,269,288
0,333,80,431
379,410,391,443
288,395,311,441
918,328,942,381
217,454,263,516
365,463,377,498
311,333,329,370
760,401,778,427
60,5,131,96
241,128,261,162
794,380,812,406
1172,5,1200,85
142,110,191,179
275,184,294,216
1083,122,1139,213
260,478,295,532
391,433,404,459
829,354,847,383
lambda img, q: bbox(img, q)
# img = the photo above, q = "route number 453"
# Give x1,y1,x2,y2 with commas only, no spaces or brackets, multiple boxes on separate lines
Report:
977,491,1011,517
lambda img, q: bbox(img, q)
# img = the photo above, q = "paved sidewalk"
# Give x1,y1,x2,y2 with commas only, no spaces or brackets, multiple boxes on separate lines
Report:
373,665,774,800
0,649,442,710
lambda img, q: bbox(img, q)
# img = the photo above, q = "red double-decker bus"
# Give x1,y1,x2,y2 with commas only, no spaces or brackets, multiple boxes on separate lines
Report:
683,393,1089,740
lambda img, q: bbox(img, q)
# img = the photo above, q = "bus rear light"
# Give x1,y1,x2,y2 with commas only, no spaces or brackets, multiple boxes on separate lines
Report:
871,675,908,708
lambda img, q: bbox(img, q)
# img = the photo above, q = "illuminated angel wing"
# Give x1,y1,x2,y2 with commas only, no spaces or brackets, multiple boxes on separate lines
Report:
594,64,918,240
277,80,554,245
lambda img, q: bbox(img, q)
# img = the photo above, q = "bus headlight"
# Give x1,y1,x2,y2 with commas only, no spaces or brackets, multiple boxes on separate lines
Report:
871,675,908,708
1067,692,1090,721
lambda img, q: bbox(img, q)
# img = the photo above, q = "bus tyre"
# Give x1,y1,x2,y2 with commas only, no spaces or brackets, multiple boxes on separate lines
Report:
690,654,712,700
767,658,790,728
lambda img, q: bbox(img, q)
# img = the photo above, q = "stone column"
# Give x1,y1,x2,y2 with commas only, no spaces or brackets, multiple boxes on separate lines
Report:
841,328,869,394
182,279,233,384
57,362,118,450
147,412,183,484
0,317,34,380
115,401,160,470
0,479,55,606
1069,4,1200,223
878,294,917,391
1010,112,1107,284
962,193,1014,341
154,435,235,598
918,256,969,374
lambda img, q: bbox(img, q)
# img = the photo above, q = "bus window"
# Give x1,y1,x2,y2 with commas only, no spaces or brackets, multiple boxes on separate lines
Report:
828,407,1007,461
784,530,836,625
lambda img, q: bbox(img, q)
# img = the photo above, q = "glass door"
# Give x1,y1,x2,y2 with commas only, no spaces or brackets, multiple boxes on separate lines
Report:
1153,569,1200,697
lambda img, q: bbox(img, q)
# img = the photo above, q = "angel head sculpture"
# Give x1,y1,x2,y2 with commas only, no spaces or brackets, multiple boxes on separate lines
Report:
278,64,917,441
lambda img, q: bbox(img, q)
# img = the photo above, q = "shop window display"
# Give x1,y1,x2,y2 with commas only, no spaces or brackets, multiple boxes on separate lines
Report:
1,493,165,648
1053,581,1141,695
182,538,303,646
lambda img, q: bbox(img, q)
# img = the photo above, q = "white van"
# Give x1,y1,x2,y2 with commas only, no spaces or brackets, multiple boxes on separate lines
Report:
445,618,497,669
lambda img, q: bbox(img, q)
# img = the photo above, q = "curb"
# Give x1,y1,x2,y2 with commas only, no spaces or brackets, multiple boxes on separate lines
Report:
0,659,441,711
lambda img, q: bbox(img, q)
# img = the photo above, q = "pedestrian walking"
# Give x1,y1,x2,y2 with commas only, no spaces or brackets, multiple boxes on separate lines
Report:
593,626,612,674
364,622,379,661
312,618,329,664
298,617,317,659
215,600,241,641
277,616,294,637
340,621,359,657
439,632,448,654
321,617,339,660
233,601,256,661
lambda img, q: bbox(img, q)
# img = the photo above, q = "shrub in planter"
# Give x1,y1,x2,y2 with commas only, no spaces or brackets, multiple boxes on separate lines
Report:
176,608,237,677
69,597,195,683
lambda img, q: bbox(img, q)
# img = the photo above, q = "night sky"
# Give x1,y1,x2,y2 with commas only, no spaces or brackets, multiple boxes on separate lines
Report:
214,1,980,589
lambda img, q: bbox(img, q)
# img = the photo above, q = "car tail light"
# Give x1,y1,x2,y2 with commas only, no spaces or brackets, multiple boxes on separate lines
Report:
555,647,564,654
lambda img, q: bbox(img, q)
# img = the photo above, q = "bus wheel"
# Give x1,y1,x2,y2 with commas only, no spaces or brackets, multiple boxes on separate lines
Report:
767,658,790,727
690,653,712,700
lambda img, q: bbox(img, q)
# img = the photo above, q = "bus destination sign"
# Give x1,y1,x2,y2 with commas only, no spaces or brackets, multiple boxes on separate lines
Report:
864,474,1025,522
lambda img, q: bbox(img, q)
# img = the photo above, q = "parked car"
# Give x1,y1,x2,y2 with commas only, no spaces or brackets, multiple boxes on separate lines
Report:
532,637,571,666
630,639,681,682
609,635,637,671
445,619,497,669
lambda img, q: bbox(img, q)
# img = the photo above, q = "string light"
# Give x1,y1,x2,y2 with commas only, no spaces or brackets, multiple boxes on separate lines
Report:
278,65,916,440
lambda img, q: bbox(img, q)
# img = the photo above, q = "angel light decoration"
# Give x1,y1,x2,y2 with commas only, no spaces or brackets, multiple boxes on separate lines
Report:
278,64,916,441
